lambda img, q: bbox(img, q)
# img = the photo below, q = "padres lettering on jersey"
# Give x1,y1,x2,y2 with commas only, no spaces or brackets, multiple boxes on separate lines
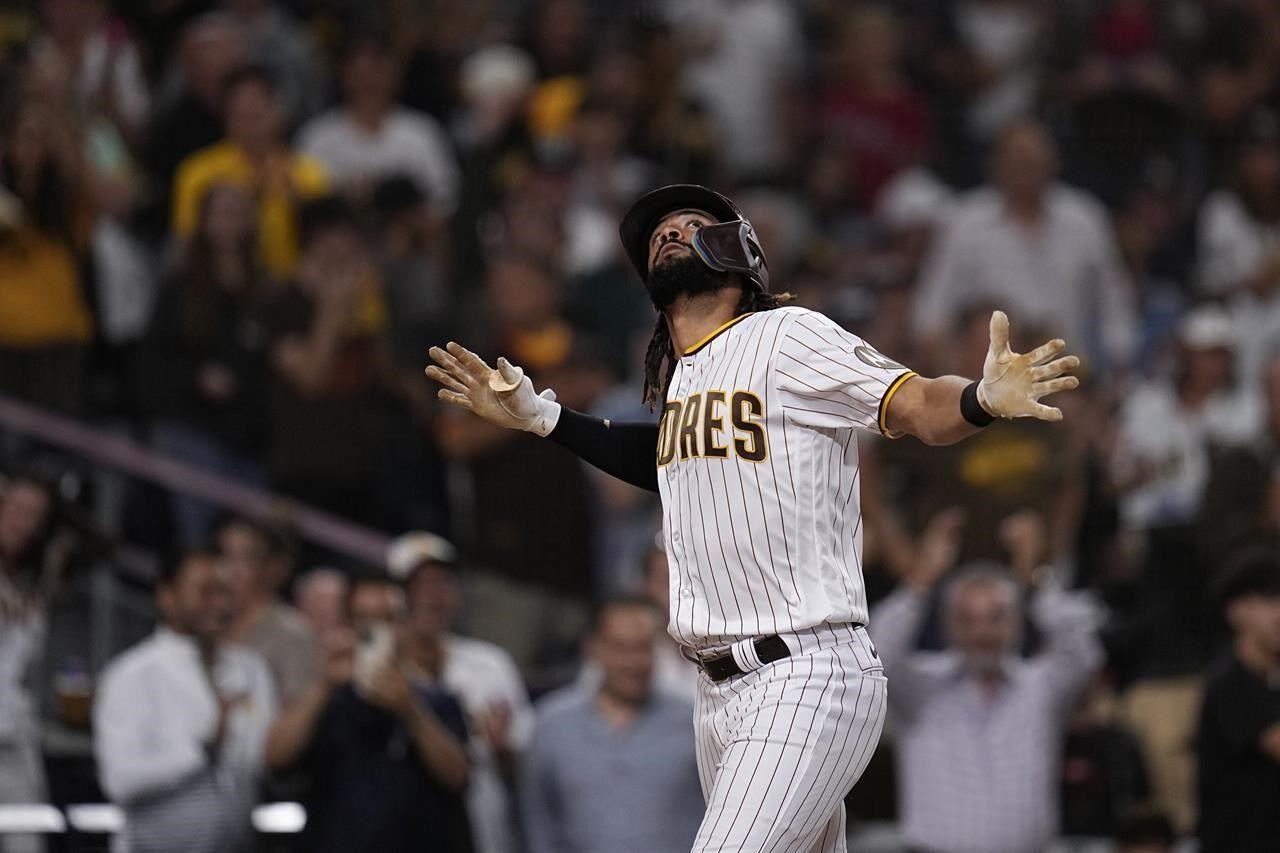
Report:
658,306,916,647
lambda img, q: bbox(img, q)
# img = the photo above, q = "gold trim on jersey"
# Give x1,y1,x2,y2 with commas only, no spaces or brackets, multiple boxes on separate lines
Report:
683,313,753,356
877,370,918,439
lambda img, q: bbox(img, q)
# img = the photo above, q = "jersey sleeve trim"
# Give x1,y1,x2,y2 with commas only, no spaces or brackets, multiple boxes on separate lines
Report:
877,370,918,439
684,312,753,356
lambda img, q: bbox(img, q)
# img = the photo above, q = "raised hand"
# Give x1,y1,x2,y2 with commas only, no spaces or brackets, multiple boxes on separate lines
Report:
977,311,1081,422
426,343,560,436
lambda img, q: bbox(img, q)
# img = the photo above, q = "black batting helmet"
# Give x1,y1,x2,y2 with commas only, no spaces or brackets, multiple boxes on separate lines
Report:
618,184,770,292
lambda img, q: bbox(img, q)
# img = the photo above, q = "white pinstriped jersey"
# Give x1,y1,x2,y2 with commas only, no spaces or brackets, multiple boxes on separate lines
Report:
657,305,916,648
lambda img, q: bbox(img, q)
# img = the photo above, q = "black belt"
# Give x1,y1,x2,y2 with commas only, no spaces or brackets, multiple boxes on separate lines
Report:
696,635,792,682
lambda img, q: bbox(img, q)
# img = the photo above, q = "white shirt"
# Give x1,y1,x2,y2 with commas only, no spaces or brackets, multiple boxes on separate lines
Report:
94,628,276,853
914,184,1137,372
0,579,43,744
678,0,803,177
1198,190,1280,389
1113,382,1258,530
297,108,461,212
658,307,912,647
440,635,533,853
954,0,1041,139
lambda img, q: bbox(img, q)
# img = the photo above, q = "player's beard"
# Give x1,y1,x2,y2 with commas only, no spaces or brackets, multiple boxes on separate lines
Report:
645,252,730,311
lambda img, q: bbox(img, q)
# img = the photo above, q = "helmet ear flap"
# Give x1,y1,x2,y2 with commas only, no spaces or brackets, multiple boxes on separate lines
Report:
691,219,770,291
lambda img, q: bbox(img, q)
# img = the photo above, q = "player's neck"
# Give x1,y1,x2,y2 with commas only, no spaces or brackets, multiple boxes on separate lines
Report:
665,286,744,355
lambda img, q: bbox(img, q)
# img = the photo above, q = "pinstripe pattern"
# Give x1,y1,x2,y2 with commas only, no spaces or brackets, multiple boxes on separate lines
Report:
659,306,906,850
691,626,887,853
657,306,909,647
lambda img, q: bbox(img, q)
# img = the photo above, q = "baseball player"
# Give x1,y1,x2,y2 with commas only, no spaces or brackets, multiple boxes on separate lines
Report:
426,185,1079,852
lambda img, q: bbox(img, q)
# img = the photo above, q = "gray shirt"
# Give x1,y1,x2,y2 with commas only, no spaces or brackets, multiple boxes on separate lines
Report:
870,584,1103,853
914,184,1136,372
520,687,703,853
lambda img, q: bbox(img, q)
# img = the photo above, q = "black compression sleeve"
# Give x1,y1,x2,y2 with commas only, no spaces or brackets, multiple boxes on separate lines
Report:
547,407,660,493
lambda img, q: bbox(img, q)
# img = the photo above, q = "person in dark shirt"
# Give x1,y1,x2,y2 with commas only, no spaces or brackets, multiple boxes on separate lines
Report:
142,13,245,237
265,573,473,853
263,196,409,524
1197,552,1280,853
143,181,270,546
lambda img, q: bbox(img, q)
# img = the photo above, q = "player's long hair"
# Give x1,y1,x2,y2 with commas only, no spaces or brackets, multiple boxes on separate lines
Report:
642,285,794,409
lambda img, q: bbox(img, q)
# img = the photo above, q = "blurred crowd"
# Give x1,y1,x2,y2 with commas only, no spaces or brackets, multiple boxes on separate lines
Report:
4,0,1280,851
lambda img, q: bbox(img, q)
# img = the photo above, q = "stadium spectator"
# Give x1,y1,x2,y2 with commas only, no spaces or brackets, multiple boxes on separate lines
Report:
814,3,932,211
171,65,329,278
869,307,1084,570
1059,677,1153,839
1197,109,1280,389
293,567,349,637
0,473,56,853
298,32,460,214
1201,349,1280,560
370,176,452,373
519,595,703,853
435,253,600,673
93,547,277,853
388,532,533,853
147,13,246,213
30,0,151,146
1197,552,1280,853
142,181,271,546
932,0,1046,147
264,569,473,853
219,0,323,125
1113,307,1255,534
676,0,803,180
871,549,1103,853
913,118,1137,374
263,195,404,522
1110,307,1256,832
0,98,93,413
218,517,315,704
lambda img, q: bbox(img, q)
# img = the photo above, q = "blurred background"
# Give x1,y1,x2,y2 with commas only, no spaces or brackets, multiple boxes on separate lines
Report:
1,0,1279,851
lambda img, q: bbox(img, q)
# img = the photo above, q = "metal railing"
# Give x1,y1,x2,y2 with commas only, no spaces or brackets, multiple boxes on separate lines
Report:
0,392,391,564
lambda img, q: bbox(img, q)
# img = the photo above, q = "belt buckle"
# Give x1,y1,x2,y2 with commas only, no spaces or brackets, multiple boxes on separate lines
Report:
694,647,736,681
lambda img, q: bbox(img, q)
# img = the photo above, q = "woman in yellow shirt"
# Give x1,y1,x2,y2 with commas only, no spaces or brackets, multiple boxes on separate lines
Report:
0,100,94,412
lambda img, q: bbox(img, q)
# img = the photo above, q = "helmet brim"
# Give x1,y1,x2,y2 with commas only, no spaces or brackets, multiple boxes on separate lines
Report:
618,184,744,282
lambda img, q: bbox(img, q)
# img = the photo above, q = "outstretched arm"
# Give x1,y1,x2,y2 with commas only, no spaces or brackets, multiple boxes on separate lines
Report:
427,343,659,492
884,311,1080,445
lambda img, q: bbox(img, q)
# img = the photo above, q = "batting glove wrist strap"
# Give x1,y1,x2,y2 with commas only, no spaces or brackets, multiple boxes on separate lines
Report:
961,380,995,427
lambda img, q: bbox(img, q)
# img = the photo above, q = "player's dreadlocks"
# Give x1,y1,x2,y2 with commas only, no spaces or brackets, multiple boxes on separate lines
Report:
642,287,795,409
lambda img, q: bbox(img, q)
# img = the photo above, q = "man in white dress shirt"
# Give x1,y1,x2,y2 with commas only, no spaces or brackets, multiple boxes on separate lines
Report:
94,548,276,853
914,119,1136,373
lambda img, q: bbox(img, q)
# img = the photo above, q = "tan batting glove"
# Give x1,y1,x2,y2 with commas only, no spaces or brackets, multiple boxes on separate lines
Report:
426,343,561,436
976,311,1080,422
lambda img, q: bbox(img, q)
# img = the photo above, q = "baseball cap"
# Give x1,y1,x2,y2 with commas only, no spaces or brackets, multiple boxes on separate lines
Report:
1179,306,1235,351
385,532,458,583
1215,551,1280,608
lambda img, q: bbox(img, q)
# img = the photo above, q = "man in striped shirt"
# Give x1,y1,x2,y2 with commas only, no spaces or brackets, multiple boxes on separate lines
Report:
871,555,1103,853
427,184,1080,851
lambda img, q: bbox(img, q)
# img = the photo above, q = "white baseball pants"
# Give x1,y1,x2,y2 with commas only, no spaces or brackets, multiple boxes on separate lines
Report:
690,623,888,853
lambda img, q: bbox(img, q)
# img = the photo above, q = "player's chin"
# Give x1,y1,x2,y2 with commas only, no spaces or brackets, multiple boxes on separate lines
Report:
651,247,691,269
